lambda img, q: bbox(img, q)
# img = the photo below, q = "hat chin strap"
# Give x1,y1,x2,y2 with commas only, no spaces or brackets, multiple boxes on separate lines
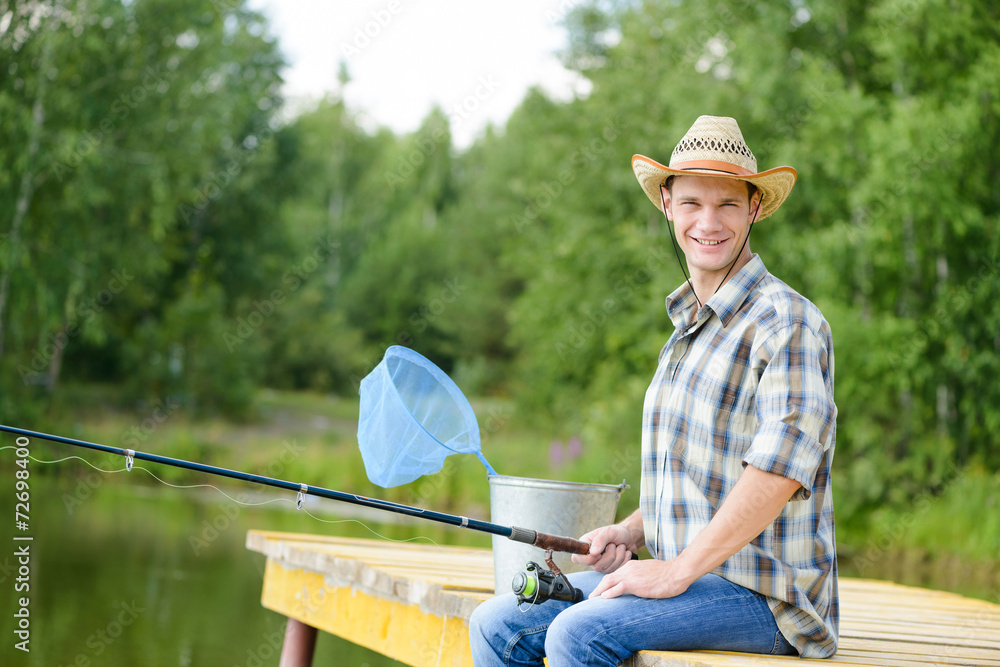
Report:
659,186,763,310
660,185,700,308
713,192,762,296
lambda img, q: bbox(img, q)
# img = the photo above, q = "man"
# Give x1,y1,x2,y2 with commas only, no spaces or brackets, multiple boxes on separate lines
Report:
469,116,838,665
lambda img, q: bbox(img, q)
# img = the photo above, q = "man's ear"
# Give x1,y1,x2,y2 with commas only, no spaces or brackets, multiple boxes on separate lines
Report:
659,184,672,220
748,189,762,219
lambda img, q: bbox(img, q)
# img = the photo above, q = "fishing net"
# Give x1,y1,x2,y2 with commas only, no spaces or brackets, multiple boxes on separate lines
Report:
358,346,497,488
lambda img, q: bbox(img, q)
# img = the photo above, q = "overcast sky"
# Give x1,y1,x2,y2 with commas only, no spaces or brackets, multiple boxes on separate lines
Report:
248,0,589,147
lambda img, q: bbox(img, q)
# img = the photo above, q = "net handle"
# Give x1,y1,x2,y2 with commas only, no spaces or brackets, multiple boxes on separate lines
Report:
476,451,497,476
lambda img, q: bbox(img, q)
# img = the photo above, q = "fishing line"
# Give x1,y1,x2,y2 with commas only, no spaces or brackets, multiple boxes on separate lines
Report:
517,590,541,613
1,424,593,556
0,446,440,546
11,452,130,471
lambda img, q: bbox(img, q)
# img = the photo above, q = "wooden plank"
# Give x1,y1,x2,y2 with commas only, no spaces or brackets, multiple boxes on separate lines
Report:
260,558,474,667
626,650,935,666
630,645,998,667
247,531,1000,667
840,620,1000,648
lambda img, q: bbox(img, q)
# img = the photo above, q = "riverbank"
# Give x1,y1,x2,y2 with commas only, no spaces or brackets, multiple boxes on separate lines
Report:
8,384,998,603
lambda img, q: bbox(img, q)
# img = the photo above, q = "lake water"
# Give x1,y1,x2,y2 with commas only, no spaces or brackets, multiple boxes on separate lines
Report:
0,466,490,667
2,455,994,667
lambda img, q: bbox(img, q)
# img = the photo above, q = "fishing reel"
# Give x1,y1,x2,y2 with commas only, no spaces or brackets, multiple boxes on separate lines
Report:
511,551,583,605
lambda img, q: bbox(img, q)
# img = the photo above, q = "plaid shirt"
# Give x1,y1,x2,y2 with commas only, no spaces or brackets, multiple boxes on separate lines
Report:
639,254,838,658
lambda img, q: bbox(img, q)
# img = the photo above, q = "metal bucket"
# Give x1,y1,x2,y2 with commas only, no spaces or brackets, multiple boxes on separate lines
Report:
488,474,626,595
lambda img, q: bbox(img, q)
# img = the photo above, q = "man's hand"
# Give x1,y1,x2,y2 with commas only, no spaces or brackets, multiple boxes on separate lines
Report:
588,558,695,599
571,510,644,574
571,525,634,573
585,466,800,600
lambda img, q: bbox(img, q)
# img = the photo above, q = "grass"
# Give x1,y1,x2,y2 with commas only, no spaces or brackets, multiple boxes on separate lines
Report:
14,383,634,518
7,383,997,601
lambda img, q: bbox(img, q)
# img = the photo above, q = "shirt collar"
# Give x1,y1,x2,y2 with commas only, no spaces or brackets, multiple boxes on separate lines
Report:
666,254,768,332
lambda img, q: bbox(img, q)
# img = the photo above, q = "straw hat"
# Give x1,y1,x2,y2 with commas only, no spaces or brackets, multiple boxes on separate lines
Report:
632,115,797,221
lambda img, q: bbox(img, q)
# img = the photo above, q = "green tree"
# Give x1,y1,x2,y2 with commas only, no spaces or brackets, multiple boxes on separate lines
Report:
0,0,287,416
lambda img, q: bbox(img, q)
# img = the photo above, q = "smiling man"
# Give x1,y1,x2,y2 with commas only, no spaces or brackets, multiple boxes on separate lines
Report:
661,175,759,299
470,116,839,665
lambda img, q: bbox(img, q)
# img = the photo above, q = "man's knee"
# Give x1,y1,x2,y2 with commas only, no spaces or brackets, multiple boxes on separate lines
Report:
544,608,589,657
469,597,503,663
545,604,625,665
469,595,502,642
470,594,551,665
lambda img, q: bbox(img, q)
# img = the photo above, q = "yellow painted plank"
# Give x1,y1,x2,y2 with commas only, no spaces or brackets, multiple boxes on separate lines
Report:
248,532,1000,667
261,558,474,667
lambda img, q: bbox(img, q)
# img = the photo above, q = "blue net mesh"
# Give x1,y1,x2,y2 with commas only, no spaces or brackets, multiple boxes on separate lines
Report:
358,346,496,488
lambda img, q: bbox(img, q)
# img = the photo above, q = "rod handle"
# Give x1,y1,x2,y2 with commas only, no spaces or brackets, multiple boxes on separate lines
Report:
533,531,591,556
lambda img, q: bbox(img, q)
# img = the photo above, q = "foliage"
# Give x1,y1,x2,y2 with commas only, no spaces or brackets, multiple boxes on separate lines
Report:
2,0,999,533
0,0,288,417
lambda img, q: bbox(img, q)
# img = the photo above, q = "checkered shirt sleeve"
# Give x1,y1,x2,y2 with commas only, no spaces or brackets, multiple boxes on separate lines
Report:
639,255,839,658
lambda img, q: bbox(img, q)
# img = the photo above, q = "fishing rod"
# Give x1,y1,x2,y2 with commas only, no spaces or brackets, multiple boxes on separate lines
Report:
0,424,591,557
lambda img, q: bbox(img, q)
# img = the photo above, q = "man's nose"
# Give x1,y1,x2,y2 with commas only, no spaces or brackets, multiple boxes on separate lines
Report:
694,209,724,231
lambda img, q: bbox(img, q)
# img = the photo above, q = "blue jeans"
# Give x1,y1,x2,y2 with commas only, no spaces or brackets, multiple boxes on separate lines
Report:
469,571,796,666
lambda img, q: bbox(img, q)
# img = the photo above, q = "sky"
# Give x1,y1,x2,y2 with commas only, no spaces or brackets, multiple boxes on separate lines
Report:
247,0,590,148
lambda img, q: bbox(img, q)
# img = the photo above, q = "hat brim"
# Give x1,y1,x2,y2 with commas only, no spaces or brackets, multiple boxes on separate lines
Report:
631,154,797,221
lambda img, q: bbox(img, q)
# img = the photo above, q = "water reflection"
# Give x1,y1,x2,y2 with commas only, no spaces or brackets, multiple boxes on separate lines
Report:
2,469,995,666
0,475,430,666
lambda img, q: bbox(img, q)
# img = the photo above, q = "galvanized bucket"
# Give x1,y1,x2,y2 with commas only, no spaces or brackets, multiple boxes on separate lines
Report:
488,474,626,595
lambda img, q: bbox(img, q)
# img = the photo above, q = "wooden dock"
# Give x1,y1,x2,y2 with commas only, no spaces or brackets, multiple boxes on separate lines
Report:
246,530,1000,666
